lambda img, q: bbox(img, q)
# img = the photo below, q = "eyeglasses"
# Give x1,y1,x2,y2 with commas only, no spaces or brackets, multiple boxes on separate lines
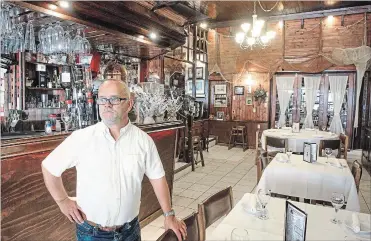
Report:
97,97,128,105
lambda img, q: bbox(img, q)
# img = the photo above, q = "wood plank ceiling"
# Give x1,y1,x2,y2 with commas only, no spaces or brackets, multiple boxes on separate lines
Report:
14,1,208,60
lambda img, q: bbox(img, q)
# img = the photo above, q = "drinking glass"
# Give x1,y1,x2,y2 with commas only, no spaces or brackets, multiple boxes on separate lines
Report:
325,148,332,161
331,192,344,224
322,125,327,132
257,189,271,220
38,25,46,54
64,29,73,54
45,23,54,55
61,111,72,133
54,21,65,53
73,28,84,54
286,149,293,162
231,228,249,241
82,29,91,54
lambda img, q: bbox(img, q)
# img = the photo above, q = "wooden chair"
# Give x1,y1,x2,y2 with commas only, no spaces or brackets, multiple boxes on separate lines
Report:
265,136,287,161
319,139,341,158
156,212,202,241
351,160,363,193
339,133,349,160
192,136,205,167
198,186,233,241
228,126,248,151
257,151,269,183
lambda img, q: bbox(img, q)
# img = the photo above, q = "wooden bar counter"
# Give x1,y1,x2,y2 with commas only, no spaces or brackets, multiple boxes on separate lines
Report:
1,121,184,241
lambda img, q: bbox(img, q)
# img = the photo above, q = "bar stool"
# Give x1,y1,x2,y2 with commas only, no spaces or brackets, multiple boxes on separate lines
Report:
193,136,205,167
228,126,248,151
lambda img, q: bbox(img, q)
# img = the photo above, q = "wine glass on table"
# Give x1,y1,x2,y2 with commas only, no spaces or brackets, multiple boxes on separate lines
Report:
325,148,332,163
330,192,345,224
286,148,293,163
231,228,249,241
257,189,271,220
322,125,327,132
61,111,72,133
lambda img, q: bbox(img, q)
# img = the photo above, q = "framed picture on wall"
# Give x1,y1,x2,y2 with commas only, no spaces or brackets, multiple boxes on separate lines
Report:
215,84,227,94
188,68,193,79
216,111,225,120
234,86,244,95
214,94,227,107
246,95,253,105
186,80,206,97
247,85,252,94
196,67,203,79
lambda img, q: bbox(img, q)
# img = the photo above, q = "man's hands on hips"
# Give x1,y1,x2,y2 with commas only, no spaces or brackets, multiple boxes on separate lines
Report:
164,216,187,241
57,196,85,224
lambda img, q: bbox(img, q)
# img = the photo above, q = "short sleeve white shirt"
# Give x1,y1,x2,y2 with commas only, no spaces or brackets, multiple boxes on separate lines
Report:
42,121,165,226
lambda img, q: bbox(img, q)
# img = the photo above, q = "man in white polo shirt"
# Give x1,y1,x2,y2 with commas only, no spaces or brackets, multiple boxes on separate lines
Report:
42,80,186,241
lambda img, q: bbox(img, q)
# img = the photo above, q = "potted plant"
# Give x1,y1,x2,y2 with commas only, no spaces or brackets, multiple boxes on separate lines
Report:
254,85,267,105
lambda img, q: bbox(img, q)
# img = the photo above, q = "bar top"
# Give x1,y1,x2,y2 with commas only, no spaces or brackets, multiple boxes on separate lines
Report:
1,121,184,148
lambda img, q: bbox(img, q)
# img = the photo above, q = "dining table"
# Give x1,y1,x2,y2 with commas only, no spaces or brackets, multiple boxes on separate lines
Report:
256,153,360,212
208,193,371,241
261,128,339,153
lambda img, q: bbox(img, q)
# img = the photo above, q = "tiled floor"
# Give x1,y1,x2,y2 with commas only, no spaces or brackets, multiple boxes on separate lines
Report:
141,145,371,240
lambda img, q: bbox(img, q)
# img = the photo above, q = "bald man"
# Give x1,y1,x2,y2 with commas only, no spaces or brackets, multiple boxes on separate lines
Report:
42,80,186,241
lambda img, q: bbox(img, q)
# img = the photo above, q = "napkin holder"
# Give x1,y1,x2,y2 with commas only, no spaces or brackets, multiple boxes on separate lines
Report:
292,123,300,133
303,142,317,163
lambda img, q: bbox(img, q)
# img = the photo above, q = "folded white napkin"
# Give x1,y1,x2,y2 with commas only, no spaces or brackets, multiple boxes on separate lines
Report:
276,155,288,163
352,213,361,233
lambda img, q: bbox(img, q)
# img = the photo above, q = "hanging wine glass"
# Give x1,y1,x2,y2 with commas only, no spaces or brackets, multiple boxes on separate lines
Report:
54,21,65,53
45,23,54,55
24,21,30,50
29,20,36,53
64,29,72,54
82,29,91,54
38,25,46,54
73,28,84,54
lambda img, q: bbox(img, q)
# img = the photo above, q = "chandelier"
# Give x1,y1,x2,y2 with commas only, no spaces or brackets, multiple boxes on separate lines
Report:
235,1,276,50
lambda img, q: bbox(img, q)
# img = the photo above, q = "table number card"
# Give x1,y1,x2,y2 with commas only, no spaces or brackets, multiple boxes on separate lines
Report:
284,201,307,241
292,123,300,133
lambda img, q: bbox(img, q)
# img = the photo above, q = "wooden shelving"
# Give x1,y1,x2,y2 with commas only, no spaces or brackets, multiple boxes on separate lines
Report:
27,87,64,91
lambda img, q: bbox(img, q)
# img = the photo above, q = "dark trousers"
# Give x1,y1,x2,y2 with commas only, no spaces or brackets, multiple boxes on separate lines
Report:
76,217,141,241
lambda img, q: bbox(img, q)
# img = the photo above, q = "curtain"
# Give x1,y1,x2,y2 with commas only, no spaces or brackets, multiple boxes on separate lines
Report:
303,76,321,129
329,75,348,134
276,76,295,127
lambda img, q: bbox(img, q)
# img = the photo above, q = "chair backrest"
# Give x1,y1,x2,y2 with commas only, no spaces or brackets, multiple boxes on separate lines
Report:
156,212,202,241
198,186,233,241
319,139,341,157
265,136,287,150
339,133,349,159
351,160,362,193
257,151,269,183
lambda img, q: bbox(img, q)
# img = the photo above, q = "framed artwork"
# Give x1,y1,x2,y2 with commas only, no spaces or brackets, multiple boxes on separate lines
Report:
214,84,227,94
216,111,225,120
186,80,205,97
234,86,244,95
188,68,193,79
246,95,253,105
247,85,252,94
196,67,203,79
214,94,227,107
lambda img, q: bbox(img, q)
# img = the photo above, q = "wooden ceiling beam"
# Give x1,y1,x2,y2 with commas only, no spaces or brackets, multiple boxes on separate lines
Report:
209,4,371,28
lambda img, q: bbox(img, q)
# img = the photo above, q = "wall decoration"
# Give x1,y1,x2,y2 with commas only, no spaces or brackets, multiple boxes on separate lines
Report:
214,84,227,94
246,95,253,105
188,68,193,79
214,94,227,107
254,85,267,105
247,85,252,94
186,80,205,97
196,67,204,79
234,86,245,95
216,111,225,120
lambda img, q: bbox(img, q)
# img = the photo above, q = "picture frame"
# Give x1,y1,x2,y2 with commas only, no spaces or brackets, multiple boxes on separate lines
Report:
247,85,252,94
234,86,245,95
196,67,203,79
246,95,253,105
188,68,193,79
214,94,227,107
214,84,227,94
216,111,225,120
284,201,307,241
186,80,205,97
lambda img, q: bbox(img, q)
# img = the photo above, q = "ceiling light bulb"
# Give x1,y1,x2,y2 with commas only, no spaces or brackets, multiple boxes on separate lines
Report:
252,28,261,37
149,32,157,39
200,23,207,29
267,31,276,39
235,32,245,44
257,20,265,27
241,23,251,32
48,4,58,10
59,1,69,8
327,15,334,22
247,37,256,46
279,20,284,28
261,35,269,44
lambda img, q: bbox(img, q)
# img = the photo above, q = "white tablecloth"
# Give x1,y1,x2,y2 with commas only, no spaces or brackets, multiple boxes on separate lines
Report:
262,129,339,153
209,193,370,241
256,153,360,212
